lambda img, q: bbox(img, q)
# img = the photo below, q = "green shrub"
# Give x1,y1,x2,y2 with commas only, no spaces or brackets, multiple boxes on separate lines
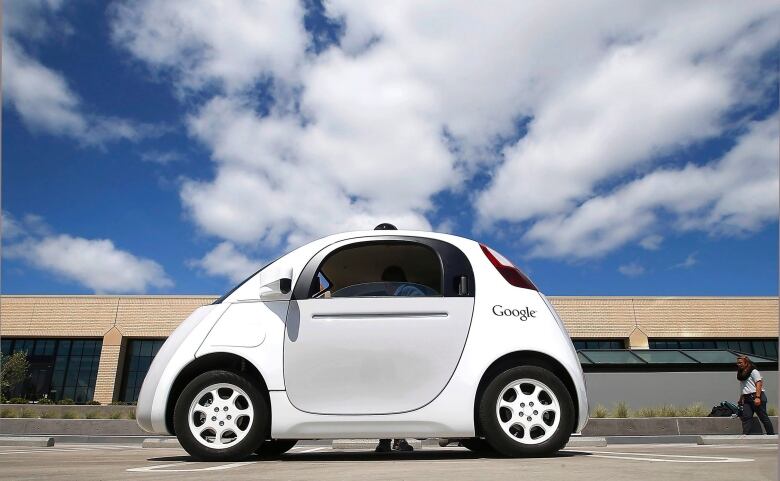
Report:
635,406,658,418
679,403,707,417
37,397,55,405
58,398,74,405
592,404,608,418
658,404,678,417
8,397,28,405
613,401,629,418
61,410,76,419
0,407,16,418
768,405,777,416
86,400,100,405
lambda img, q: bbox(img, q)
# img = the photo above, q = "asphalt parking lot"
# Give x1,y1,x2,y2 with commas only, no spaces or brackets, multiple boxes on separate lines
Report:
0,442,776,480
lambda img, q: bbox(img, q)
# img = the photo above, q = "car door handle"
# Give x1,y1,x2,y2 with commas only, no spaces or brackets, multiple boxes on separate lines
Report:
311,312,448,320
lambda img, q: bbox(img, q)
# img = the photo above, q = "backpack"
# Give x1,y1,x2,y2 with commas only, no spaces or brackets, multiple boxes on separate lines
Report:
708,401,739,417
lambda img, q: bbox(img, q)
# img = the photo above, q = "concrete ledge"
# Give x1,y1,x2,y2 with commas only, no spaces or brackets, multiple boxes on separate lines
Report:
0,404,135,419
142,438,182,449
566,437,607,447
698,435,778,445
605,435,701,444
0,419,144,436
0,436,54,447
582,417,778,436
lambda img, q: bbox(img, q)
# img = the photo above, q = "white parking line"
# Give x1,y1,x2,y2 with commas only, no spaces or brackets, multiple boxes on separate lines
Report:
293,446,329,453
578,450,753,463
127,462,254,473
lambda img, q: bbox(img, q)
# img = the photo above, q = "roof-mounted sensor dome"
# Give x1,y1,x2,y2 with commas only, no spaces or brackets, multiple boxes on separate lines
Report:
374,223,397,230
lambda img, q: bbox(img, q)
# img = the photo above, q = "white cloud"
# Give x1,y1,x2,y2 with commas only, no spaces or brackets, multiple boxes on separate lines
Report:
618,262,645,277
672,252,698,269
524,117,778,258
189,241,262,283
3,3,154,145
140,150,184,165
110,0,308,93
109,1,780,264
639,235,663,251
3,213,172,293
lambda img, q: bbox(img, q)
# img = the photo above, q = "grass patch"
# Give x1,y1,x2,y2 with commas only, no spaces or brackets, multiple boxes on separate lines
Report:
109,411,123,420
40,410,57,419
0,408,16,418
634,406,658,418
85,411,99,419
613,401,629,418
18,408,34,418
768,405,777,416
61,410,77,420
592,405,608,418
128,410,136,420
679,403,707,417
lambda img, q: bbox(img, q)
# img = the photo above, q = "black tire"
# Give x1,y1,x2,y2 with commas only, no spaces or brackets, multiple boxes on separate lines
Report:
174,370,268,461
478,365,573,457
255,439,298,458
460,437,496,455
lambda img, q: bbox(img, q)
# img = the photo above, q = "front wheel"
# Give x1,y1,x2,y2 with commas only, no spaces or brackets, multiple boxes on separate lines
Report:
174,370,267,461
478,365,573,457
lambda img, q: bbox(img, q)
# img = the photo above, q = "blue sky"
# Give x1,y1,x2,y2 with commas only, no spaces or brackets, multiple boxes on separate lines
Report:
2,1,778,296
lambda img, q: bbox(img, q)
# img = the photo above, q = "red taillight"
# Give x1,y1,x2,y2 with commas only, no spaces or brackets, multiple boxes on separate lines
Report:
480,243,538,291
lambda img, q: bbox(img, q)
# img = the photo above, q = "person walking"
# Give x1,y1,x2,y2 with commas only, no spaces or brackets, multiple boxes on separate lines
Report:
736,355,775,435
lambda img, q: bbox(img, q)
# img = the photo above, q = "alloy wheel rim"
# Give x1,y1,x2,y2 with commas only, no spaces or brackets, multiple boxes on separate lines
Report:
188,383,254,449
495,378,560,445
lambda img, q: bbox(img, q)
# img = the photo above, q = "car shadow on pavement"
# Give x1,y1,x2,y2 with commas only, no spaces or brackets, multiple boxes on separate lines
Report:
147,450,589,463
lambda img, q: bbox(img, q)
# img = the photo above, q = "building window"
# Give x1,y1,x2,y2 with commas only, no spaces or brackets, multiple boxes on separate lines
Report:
650,339,778,359
120,339,165,403
573,340,625,350
0,338,102,402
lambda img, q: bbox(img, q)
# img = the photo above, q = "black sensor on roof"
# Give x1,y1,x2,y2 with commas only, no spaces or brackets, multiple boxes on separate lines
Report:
374,223,397,230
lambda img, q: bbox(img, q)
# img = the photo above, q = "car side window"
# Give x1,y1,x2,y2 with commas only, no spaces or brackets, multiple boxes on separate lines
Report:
310,241,443,299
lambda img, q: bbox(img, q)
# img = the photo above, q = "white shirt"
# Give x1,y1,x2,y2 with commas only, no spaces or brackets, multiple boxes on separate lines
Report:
740,369,762,395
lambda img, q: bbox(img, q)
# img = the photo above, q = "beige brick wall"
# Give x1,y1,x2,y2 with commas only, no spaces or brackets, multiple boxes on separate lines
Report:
93,343,121,404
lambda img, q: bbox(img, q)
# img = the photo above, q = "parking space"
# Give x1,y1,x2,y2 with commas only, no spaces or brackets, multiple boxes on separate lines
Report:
0,442,775,480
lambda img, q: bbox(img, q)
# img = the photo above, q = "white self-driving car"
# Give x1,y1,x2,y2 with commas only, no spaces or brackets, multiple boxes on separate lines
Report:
136,225,588,460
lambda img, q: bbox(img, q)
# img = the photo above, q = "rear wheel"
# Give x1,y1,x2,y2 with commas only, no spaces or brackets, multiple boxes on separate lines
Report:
478,365,573,457
174,370,267,461
255,439,297,458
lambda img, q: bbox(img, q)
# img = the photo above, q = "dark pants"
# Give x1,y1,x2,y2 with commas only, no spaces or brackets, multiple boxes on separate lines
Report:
741,392,775,435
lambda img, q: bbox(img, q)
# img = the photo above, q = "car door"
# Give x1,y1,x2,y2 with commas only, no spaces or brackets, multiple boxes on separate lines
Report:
283,236,475,415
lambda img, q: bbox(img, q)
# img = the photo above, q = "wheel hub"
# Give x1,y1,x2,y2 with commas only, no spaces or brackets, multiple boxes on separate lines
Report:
188,383,254,449
495,378,560,445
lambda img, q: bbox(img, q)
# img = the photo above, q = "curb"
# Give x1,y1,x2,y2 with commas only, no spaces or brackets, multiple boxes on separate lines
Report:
698,435,778,445
604,435,701,444
0,436,54,447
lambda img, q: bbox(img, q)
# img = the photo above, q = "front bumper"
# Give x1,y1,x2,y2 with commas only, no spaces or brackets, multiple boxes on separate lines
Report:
136,304,229,434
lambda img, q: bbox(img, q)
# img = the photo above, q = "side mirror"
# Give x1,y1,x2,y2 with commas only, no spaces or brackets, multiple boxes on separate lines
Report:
259,268,293,301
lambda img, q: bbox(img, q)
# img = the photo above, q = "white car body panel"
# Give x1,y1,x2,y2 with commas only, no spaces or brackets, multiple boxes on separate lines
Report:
285,296,474,414
136,229,589,437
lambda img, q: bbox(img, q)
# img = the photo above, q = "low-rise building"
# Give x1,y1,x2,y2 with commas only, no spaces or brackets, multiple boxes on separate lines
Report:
1,295,777,405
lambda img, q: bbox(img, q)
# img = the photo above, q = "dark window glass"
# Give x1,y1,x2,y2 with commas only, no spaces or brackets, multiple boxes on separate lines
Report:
120,339,165,403
650,339,777,360
573,340,624,350
0,338,101,402
312,242,443,299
